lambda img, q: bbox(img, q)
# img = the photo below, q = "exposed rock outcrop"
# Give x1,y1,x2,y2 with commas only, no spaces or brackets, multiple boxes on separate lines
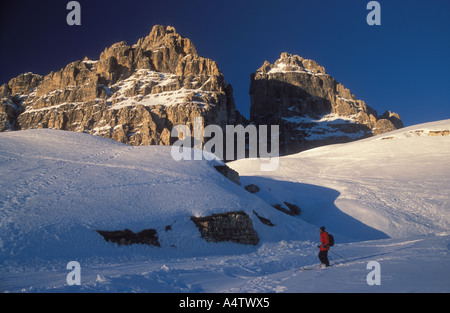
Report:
214,164,240,185
250,52,404,154
244,184,260,194
191,211,259,245
252,210,275,227
0,25,245,146
428,130,450,136
97,228,160,247
272,201,301,217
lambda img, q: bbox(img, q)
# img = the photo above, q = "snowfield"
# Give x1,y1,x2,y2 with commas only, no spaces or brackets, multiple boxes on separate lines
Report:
1,120,450,293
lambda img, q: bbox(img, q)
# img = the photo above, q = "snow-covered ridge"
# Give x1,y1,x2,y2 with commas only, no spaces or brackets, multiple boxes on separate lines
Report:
229,119,450,240
376,120,450,140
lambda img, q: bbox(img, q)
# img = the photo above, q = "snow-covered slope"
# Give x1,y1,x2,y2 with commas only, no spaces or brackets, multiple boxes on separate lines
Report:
229,119,450,241
1,120,449,293
0,129,315,269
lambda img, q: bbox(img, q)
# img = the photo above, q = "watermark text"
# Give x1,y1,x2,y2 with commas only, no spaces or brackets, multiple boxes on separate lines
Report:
171,117,279,171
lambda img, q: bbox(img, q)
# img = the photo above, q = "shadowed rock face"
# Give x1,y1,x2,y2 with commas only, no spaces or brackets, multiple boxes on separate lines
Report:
0,25,245,146
250,52,403,154
214,164,240,185
191,211,259,245
97,228,160,247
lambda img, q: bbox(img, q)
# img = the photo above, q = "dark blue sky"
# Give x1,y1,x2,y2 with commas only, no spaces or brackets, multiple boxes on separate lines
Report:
1,0,449,126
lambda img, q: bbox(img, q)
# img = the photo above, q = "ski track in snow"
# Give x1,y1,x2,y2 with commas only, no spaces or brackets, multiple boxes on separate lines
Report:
2,235,449,293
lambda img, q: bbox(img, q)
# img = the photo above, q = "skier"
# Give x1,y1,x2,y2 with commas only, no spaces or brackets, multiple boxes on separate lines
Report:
318,226,330,267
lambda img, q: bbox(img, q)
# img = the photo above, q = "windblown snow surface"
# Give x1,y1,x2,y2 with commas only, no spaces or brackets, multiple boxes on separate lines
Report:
1,120,449,293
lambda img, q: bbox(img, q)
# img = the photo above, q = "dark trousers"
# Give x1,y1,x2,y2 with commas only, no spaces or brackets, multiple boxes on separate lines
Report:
318,250,330,266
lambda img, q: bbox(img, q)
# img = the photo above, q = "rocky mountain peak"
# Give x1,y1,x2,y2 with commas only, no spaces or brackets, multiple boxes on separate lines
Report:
258,52,326,75
139,25,198,57
250,52,404,154
1,29,404,157
0,25,245,146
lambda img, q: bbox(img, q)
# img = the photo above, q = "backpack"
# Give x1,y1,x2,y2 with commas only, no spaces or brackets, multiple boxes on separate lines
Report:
328,233,335,247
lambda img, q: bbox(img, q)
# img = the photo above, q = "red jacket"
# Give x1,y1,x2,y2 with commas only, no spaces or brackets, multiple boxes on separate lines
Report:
320,231,330,251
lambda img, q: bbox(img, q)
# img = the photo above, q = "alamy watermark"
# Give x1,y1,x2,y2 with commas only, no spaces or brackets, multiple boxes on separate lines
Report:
366,261,381,285
67,1,381,27
66,1,81,26
171,117,280,171
66,261,81,286
367,1,381,26
64,260,381,288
